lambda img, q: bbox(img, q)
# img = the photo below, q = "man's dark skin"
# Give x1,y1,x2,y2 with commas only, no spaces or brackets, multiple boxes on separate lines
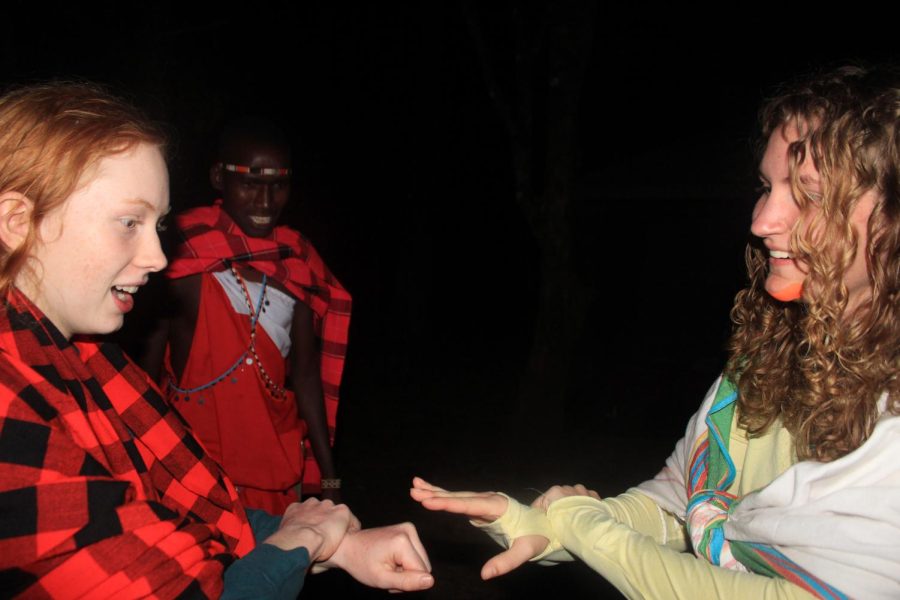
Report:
142,130,338,502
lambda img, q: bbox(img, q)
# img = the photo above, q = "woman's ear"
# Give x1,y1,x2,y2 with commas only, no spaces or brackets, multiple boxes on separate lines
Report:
0,192,34,251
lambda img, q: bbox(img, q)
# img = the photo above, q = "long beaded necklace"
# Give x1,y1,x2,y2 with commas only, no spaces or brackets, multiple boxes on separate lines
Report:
168,264,287,400
230,264,288,399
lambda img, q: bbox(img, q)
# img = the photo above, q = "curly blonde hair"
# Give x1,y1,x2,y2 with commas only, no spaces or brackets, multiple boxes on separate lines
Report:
0,82,166,295
726,66,900,462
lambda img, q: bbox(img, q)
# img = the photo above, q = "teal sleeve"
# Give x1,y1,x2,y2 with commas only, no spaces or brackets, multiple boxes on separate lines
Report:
222,509,311,600
245,508,282,543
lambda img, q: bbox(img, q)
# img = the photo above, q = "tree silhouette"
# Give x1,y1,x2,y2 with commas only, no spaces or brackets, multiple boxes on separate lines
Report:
462,0,596,440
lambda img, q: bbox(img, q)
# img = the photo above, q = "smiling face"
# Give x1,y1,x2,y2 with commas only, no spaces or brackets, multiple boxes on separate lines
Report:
751,125,876,310
16,143,169,339
213,140,291,238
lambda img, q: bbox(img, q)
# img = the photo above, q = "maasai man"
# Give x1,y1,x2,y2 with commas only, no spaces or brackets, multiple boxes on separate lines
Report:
144,119,349,515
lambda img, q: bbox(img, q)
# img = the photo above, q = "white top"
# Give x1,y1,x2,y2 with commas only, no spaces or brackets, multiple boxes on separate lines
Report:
212,270,296,357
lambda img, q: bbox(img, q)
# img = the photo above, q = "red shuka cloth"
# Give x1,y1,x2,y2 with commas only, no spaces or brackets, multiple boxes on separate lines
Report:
169,274,305,514
0,289,254,599
166,202,351,495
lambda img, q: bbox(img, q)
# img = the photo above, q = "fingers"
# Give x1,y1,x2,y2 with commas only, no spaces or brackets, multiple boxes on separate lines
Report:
327,523,436,592
271,498,353,559
411,476,446,493
392,522,432,572
348,512,362,533
379,570,435,593
570,483,601,500
320,487,342,503
410,478,508,523
374,524,434,592
481,535,548,580
533,484,601,511
420,494,507,524
409,479,473,503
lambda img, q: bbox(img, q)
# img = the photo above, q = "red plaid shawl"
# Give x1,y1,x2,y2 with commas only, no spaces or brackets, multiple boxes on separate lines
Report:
166,202,351,492
0,289,254,598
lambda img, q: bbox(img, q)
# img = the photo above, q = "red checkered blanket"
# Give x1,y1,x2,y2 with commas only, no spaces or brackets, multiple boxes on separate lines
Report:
0,289,253,598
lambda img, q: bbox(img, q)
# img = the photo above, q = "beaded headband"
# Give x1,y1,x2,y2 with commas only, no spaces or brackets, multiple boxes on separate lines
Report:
221,163,292,176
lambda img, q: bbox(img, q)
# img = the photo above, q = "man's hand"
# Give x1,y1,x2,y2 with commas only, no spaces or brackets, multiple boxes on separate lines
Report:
263,498,359,562
322,523,434,592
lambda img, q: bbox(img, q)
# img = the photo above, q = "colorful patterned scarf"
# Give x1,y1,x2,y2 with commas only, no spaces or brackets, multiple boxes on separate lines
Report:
685,378,847,599
166,201,351,492
0,289,254,598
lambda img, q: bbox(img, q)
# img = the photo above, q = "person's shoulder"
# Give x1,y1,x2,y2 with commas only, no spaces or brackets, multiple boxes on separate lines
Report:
274,224,320,254
174,203,224,231
274,222,304,241
0,345,58,423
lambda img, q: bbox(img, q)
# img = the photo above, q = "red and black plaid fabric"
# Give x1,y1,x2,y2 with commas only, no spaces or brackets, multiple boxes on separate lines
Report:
166,202,351,493
0,289,254,598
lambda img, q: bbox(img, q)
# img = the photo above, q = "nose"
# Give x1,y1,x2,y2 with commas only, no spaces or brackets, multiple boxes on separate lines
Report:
253,183,274,209
138,230,168,273
750,187,799,239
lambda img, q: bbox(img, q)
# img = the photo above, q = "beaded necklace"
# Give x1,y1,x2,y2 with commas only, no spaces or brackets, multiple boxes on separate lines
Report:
168,264,288,400
230,264,288,399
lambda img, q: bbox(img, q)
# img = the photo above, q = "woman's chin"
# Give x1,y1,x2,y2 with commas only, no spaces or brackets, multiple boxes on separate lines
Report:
765,279,804,302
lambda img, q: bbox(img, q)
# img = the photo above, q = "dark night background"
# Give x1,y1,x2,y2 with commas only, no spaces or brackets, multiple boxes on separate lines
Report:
3,3,897,598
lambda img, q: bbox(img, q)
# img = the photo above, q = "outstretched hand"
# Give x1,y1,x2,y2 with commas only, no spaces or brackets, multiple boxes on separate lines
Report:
409,476,508,524
410,477,548,580
323,523,434,592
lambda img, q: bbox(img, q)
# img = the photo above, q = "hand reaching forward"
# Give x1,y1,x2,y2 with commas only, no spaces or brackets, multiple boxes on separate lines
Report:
409,476,508,524
264,498,360,562
322,523,435,592
410,477,549,580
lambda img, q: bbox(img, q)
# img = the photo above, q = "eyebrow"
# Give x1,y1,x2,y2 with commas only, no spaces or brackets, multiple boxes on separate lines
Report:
124,198,171,216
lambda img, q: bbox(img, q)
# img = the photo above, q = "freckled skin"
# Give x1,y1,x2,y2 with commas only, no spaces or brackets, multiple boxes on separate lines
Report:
18,144,168,339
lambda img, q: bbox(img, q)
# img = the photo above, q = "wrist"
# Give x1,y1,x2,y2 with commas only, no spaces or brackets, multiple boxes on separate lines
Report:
320,477,341,490
316,528,354,571
264,526,325,560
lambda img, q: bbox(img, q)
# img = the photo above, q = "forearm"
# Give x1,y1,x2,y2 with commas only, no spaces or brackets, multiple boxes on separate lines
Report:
599,489,688,551
290,301,336,480
547,497,815,600
473,489,687,566
294,381,336,478
222,544,310,600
